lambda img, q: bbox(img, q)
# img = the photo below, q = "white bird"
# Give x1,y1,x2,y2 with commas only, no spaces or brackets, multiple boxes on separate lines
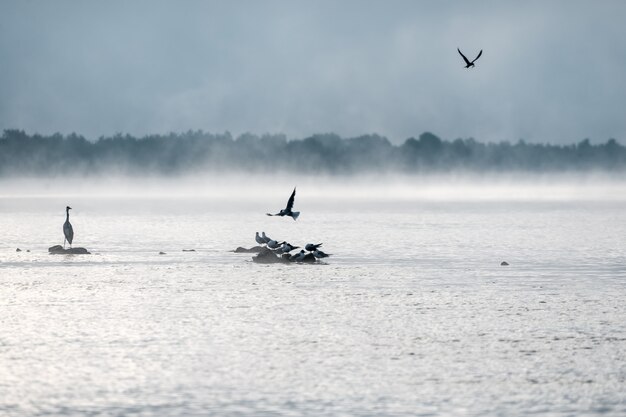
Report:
305,243,322,252
267,239,284,250
266,187,300,220
255,232,265,245
281,242,300,253
63,206,74,248
313,249,330,258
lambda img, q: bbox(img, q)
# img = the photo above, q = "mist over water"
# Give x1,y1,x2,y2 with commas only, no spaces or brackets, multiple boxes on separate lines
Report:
1,174,625,416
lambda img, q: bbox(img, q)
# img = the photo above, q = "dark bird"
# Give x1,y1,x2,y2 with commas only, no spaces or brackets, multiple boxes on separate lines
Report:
457,48,482,68
266,187,300,220
305,243,323,252
267,239,285,250
313,249,330,259
281,242,300,253
255,232,265,245
63,206,74,248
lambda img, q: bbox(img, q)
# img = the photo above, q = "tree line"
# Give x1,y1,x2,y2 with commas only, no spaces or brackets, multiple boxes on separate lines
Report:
0,129,624,176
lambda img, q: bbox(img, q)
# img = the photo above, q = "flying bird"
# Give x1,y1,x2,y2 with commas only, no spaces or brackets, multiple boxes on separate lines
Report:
266,187,300,220
457,48,482,68
305,243,323,252
63,206,74,248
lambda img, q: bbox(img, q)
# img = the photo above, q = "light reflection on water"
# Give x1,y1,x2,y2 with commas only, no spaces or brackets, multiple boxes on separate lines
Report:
1,192,625,416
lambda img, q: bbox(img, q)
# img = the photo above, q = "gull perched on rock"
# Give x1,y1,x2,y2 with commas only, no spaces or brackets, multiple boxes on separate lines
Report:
255,232,265,245
305,243,322,252
313,249,330,258
281,242,300,253
290,250,306,262
261,232,271,244
267,239,285,250
266,187,300,220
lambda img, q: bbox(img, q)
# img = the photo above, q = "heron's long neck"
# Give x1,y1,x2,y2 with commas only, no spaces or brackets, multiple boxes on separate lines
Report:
66,209,70,221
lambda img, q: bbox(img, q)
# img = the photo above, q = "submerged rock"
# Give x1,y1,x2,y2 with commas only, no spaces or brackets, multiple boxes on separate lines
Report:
48,245,91,255
501,261,509,266
252,248,290,264
182,249,196,252
233,246,265,253
16,248,22,252
159,251,166,255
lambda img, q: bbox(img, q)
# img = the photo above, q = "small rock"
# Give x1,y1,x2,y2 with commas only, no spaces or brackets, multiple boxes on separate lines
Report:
16,248,22,252
233,246,265,253
501,261,509,266
159,251,166,255
182,249,196,252
48,245,91,255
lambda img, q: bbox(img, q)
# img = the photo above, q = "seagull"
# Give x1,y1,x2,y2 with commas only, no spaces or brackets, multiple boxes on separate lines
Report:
255,232,265,245
266,187,300,220
261,232,271,244
305,243,323,252
457,48,482,68
63,206,74,249
267,239,285,250
281,242,300,253
290,250,306,262
313,249,330,258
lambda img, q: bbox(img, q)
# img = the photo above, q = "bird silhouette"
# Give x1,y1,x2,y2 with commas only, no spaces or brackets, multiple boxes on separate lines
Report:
266,187,300,220
457,48,482,68
63,206,74,248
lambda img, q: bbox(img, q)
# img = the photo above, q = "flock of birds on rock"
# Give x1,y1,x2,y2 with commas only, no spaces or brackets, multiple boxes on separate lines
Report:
255,231,330,262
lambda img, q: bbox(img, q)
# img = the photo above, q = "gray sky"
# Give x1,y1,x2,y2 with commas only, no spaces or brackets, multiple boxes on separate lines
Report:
1,0,625,143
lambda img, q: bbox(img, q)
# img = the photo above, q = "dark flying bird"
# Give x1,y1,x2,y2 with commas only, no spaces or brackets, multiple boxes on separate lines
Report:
266,187,300,220
305,243,323,252
63,206,74,248
457,48,482,68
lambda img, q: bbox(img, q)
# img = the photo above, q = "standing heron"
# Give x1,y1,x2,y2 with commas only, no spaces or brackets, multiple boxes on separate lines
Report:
63,206,74,248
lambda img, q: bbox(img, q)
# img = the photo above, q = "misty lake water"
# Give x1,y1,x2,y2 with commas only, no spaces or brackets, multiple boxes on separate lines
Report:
1,178,625,416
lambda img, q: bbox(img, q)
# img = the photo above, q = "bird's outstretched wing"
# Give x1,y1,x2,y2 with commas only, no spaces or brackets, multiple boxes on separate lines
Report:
285,187,296,211
472,50,483,63
266,213,274,216
457,48,471,66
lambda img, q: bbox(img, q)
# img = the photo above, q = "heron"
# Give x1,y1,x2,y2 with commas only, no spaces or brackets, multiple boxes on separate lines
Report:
63,206,74,249
267,187,300,220
457,48,482,68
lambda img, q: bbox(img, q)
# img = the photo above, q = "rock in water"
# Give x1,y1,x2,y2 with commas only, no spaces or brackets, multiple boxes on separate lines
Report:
252,248,289,264
501,261,509,266
16,248,22,252
48,245,91,255
233,246,265,253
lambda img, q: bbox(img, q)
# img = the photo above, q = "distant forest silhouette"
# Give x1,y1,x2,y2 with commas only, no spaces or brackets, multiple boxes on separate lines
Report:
1,129,624,175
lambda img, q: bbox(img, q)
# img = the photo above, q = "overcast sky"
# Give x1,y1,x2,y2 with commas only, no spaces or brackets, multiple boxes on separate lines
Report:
1,0,625,144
